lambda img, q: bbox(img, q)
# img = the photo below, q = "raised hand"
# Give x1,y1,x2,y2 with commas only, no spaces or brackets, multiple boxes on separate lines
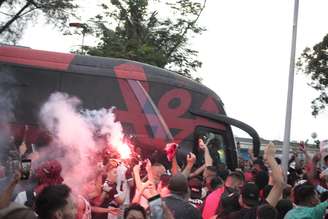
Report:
264,142,276,161
19,141,27,157
145,159,152,173
186,152,196,166
198,138,206,150
165,143,178,161
133,162,141,174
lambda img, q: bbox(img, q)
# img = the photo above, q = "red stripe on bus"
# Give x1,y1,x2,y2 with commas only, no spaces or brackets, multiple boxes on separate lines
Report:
0,47,75,71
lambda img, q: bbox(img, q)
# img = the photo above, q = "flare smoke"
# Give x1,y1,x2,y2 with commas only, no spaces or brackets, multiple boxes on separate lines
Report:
39,92,131,188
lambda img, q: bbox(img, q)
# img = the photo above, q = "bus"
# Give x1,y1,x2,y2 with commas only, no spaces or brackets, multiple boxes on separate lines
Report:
0,45,260,170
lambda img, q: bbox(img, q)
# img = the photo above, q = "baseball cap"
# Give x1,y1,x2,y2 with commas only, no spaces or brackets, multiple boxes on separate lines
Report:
220,192,240,210
241,182,259,207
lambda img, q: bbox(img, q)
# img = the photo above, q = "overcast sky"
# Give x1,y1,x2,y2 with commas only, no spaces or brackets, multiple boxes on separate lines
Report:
19,0,328,142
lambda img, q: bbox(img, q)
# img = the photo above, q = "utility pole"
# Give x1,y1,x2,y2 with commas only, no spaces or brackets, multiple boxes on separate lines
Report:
282,0,299,178
69,22,88,55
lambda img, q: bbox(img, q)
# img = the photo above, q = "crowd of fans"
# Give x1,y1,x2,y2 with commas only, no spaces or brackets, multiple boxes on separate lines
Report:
1,137,328,219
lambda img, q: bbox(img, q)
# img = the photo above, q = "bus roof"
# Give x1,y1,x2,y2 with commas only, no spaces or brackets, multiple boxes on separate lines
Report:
0,45,223,106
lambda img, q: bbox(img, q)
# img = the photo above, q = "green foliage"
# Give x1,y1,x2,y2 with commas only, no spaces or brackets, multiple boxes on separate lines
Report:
84,0,206,79
297,34,328,116
0,0,77,44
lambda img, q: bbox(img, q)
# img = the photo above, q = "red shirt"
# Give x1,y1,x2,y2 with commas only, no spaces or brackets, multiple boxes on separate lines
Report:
202,186,225,219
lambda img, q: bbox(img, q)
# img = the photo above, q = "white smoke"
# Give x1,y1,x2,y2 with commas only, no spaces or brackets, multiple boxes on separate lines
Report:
40,92,95,153
39,92,131,189
82,108,130,159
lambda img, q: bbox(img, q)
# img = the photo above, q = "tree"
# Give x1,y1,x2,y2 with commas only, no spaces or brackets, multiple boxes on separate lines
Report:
0,0,77,44
84,0,206,79
297,34,328,116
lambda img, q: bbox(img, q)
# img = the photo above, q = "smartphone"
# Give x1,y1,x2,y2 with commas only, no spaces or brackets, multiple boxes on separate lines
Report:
21,159,31,180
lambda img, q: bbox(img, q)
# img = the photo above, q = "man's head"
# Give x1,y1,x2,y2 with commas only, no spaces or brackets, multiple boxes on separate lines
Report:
239,182,260,208
35,184,76,219
151,163,166,184
254,171,269,190
292,182,320,207
157,173,171,197
168,173,189,199
124,203,146,219
210,176,224,190
34,160,64,194
106,163,118,183
225,171,245,192
217,192,241,217
107,159,118,183
253,159,266,173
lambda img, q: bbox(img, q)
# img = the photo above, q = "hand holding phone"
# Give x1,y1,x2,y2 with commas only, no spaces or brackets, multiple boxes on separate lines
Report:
21,159,31,180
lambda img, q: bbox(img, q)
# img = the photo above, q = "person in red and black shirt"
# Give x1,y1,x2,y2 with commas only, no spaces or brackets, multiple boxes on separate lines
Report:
89,163,123,219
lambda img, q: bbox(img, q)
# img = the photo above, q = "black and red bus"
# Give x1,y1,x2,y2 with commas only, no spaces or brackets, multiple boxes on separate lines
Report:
0,46,260,170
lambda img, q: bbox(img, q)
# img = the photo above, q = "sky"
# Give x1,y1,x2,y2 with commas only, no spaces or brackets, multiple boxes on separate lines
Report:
18,0,328,143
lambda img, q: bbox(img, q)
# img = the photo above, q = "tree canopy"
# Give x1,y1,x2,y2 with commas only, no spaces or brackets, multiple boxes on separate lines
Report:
84,0,206,80
0,0,77,44
297,34,328,116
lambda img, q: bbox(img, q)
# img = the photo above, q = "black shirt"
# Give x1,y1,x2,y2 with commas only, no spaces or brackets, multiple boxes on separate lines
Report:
163,194,202,219
228,207,257,219
91,182,118,219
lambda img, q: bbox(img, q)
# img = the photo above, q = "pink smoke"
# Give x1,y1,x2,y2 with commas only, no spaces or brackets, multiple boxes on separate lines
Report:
38,92,131,190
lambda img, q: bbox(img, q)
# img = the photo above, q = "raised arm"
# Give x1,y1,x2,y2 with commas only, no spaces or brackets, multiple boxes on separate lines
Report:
91,206,121,215
146,159,155,183
305,152,321,182
264,143,284,207
182,152,196,177
165,143,181,175
171,154,181,175
189,139,212,177
189,164,206,178
0,171,20,209
132,180,151,203
199,139,213,167
299,142,311,166
133,162,143,191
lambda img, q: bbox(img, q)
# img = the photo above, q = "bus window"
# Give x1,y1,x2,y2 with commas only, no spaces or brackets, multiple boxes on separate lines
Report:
195,127,227,167
0,65,60,124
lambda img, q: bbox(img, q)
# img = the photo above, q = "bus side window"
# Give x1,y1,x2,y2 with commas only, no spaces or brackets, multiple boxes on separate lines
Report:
196,128,227,167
